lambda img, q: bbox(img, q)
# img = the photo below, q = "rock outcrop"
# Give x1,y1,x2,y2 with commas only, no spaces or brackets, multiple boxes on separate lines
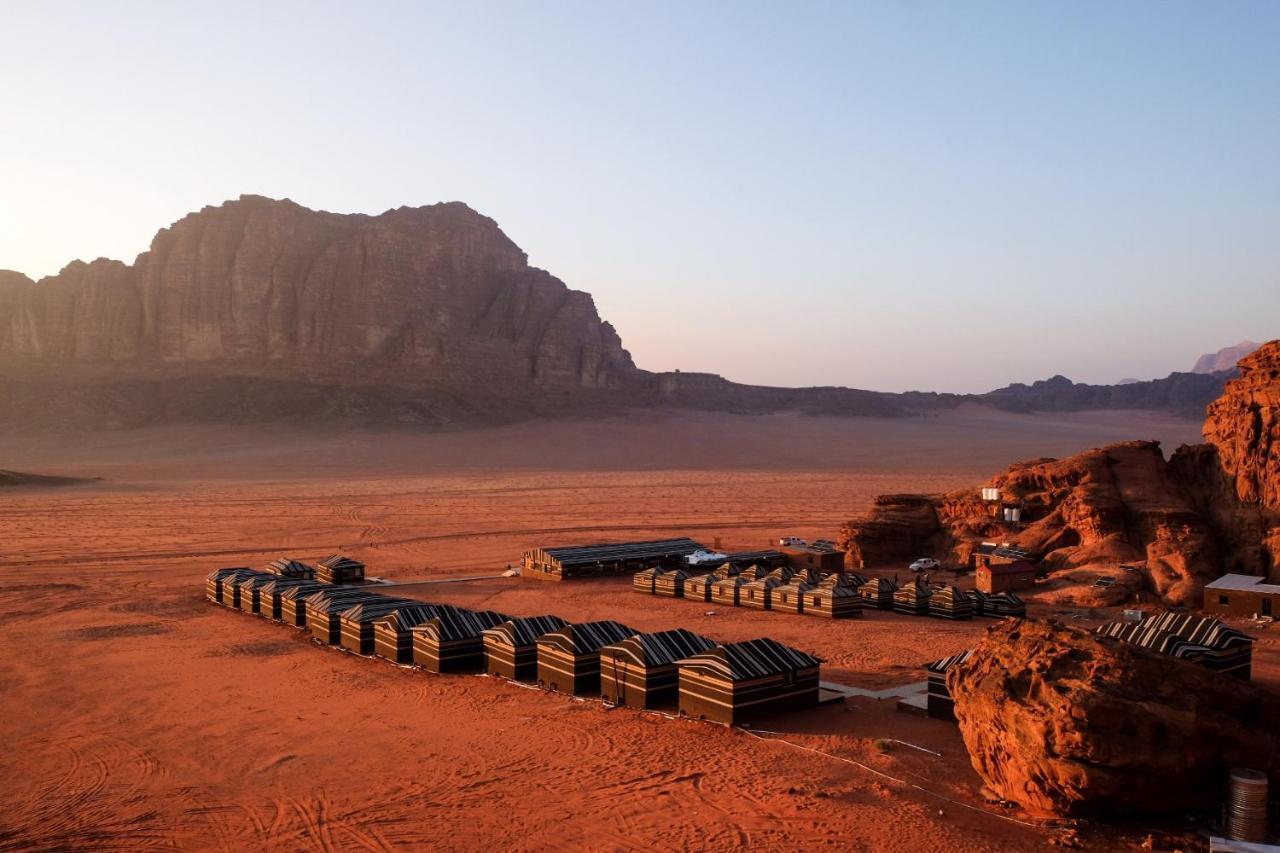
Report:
0,196,635,391
949,619,1280,817
840,441,1219,605
1173,341,1280,580
841,341,1280,604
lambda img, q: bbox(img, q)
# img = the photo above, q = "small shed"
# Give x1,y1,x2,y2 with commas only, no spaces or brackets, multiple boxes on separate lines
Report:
652,567,693,598
741,572,788,610
684,573,717,603
316,554,366,585
771,578,814,615
482,615,569,681
1203,574,1280,622
981,591,1026,618
206,567,252,604
976,561,1037,594
264,558,316,580
859,577,897,610
802,579,863,619
893,578,933,616
599,629,717,709
412,607,513,673
338,597,421,654
925,649,974,721
306,589,383,644
633,567,661,595
373,604,447,663
536,621,638,695
928,585,974,620
676,638,822,725
711,575,751,607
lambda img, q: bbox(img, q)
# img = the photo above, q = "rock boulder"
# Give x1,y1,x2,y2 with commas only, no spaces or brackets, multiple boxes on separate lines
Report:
949,619,1280,817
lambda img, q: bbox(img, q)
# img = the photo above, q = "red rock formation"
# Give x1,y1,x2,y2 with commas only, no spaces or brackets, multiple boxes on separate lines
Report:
949,619,1280,817
837,494,941,568
1173,340,1280,580
841,441,1220,605
0,196,635,390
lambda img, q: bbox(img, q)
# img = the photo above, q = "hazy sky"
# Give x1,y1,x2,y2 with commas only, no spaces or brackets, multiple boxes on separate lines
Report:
2,2,1276,393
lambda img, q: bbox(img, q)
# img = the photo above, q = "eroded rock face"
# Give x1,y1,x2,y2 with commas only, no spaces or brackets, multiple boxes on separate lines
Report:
837,494,941,568
0,196,635,390
949,619,1280,817
840,441,1219,605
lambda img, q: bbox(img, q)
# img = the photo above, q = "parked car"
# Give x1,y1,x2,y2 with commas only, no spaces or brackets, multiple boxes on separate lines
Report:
778,536,807,547
909,558,940,573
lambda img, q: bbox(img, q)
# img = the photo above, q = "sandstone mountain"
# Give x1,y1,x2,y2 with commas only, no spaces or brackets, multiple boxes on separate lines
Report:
0,195,1239,426
1192,340,1260,374
839,340,1280,603
0,196,634,391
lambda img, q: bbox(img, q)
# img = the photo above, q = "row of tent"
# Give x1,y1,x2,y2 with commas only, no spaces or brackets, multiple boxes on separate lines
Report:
923,610,1257,722
220,555,367,585
206,566,826,725
635,564,1026,621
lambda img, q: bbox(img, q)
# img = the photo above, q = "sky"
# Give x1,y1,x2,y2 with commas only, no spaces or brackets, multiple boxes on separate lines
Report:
1,1,1277,393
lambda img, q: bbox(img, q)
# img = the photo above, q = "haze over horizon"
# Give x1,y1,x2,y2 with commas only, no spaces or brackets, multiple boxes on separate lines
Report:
3,2,1276,394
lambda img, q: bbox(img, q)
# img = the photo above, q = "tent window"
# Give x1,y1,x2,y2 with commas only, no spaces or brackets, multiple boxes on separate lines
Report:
1218,595,1229,605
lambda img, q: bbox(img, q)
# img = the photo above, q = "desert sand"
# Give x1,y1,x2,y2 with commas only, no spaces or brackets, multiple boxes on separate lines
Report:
3,408,1265,851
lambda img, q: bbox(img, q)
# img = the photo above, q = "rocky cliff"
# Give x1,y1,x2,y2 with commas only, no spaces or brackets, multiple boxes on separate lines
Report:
0,196,635,391
839,340,1280,603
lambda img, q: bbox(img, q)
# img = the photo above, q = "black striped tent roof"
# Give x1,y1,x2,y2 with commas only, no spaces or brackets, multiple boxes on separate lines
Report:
376,604,448,632
967,589,989,606
711,563,744,579
819,571,867,590
413,607,512,642
861,577,898,593
926,648,975,674
483,615,569,647
634,567,663,580
304,587,381,609
207,566,252,582
894,578,934,600
260,577,317,594
677,638,822,682
712,575,752,589
235,572,278,591
538,621,638,655
602,629,717,667
264,558,315,577
930,585,969,606
982,591,1025,615
318,554,365,572
338,597,424,624
685,574,717,591
278,582,332,601
745,575,786,592
539,538,705,568
765,566,794,582
1144,612,1255,650
774,578,815,596
657,567,696,581
738,564,775,580
1096,622,1213,660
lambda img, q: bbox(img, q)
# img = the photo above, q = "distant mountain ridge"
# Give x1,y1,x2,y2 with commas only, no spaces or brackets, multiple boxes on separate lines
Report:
0,195,1252,427
1192,341,1260,374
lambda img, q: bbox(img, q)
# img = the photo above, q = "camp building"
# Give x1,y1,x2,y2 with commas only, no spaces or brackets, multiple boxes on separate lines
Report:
1204,574,1280,621
536,621,637,695
482,615,569,681
522,538,705,581
599,629,717,709
412,607,512,673
676,638,822,725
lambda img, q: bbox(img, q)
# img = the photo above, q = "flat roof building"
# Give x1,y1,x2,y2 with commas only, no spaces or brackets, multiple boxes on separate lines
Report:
523,538,705,581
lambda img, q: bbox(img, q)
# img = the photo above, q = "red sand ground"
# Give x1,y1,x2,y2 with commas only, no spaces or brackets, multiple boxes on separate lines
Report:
3,409,1271,850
